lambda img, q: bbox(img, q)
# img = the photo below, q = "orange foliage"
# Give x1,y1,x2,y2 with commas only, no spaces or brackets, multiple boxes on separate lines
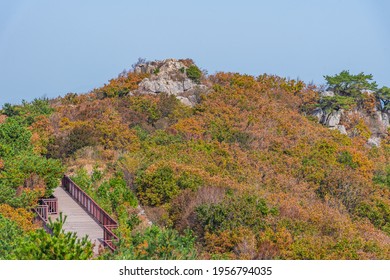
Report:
0,114,6,124
29,115,54,154
39,67,390,259
204,227,256,259
170,117,206,139
94,72,149,98
0,204,37,231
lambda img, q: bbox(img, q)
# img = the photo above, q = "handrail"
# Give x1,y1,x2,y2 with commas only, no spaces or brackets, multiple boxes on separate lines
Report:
33,207,53,234
61,175,119,251
34,205,48,222
34,197,58,222
42,197,58,215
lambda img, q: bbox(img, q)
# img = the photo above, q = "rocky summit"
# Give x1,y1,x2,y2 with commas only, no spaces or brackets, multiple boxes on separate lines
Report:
312,89,390,147
134,58,208,106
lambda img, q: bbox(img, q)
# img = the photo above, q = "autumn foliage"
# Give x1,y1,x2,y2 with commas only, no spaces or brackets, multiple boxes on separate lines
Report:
1,62,390,260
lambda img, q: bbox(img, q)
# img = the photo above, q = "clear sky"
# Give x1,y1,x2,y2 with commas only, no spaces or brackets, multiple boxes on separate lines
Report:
0,0,389,106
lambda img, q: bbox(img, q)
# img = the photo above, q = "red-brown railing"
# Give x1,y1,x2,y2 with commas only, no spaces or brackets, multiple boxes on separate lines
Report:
34,197,58,222
35,205,48,222
34,196,58,235
42,197,58,215
61,175,119,251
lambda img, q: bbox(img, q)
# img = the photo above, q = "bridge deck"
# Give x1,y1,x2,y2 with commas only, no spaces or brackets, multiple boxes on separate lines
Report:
52,187,104,255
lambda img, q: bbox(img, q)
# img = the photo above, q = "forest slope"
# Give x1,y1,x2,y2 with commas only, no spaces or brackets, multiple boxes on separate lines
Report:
1,59,390,259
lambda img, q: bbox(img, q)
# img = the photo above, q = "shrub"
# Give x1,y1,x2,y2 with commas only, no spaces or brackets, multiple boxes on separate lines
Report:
1,153,63,199
15,213,93,260
196,193,276,235
136,166,179,206
108,174,138,210
186,65,202,84
0,117,32,156
0,214,23,259
356,200,390,234
71,168,93,191
177,171,203,191
95,72,149,98
337,151,358,169
114,225,197,260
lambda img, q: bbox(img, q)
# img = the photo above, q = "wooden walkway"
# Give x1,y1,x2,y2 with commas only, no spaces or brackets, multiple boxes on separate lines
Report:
52,186,104,255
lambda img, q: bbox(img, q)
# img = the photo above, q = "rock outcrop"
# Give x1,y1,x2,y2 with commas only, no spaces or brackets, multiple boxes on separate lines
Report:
312,90,390,145
312,107,347,134
367,136,381,147
134,59,208,106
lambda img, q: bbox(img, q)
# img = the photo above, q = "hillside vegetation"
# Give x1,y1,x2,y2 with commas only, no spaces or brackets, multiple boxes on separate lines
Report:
1,59,390,259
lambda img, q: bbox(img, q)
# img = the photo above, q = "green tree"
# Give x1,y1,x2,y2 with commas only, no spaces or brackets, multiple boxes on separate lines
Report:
1,103,20,117
324,70,377,98
15,213,93,260
0,214,23,259
0,117,32,157
1,153,64,199
319,95,356,111
1,98,54,125
186,65,202,84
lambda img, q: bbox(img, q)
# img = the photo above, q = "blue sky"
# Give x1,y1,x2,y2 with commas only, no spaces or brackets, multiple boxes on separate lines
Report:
0,0,389,106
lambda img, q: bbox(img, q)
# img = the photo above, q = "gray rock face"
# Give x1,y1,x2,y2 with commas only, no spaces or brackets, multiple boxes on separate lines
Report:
312,107,349,135
311,108,342,127
335,125,347,135
367,136,381,147
177,96,194,106
323,110,342,127
382,112,390,128
140,78,184,94
312,108,323,122
320,91,335,98
136,59,207,106
134,62,159,75
312,90,390,146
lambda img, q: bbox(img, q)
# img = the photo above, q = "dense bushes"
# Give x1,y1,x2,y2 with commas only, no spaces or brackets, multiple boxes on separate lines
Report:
94,71,149,98
193,193,278,259
0,214,23,259
196,194,276,234
136,166,179,206
113,225,197,260
2,63,390,260
0,114,63,207
15,214,93,260
0,117,32,156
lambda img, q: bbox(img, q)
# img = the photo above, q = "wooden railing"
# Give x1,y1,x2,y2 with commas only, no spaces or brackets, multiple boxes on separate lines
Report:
42,197,58,215
62,175,119,251
34,197,58,222
34,196,58,235
35,205,48,222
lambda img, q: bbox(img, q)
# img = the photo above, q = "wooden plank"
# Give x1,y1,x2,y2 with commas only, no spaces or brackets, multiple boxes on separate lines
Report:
52,187,104,255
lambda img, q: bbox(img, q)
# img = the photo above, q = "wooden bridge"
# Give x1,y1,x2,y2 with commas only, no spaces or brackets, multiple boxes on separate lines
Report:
35,176,119,255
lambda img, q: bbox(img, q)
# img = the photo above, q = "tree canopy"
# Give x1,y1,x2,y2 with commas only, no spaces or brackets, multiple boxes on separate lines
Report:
324,70,378,97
